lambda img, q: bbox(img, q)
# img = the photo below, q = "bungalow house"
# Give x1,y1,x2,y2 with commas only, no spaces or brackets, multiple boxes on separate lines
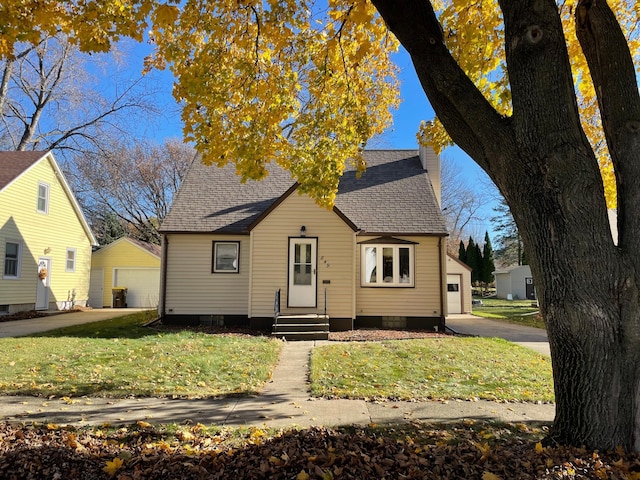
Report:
0,151,97,314
159,146,449,337
494,265,536,300
89,237,161,308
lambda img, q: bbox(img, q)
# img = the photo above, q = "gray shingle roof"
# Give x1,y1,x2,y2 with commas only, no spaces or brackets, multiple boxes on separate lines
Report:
160,150,447,236
0,151,47,191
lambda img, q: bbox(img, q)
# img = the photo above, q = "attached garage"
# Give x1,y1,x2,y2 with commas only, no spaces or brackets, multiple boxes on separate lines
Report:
445,255,472,315
91,237,161,308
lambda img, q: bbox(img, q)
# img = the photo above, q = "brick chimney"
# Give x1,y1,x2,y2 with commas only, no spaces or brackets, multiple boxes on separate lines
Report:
419,144,441,206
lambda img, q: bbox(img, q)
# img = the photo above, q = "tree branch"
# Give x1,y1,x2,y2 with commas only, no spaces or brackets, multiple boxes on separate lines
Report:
371,0,512,179
575,0,640,251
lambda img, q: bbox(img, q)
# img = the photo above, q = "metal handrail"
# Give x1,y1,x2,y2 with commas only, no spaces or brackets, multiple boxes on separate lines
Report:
274,288,281,325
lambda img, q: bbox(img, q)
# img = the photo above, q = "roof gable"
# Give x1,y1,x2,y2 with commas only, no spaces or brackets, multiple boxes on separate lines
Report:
0,150,97,246
0,151,48,192
161,150,447,236
93,237,161,259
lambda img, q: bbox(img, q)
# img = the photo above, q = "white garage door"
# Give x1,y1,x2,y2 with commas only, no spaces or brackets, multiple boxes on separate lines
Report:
113,268,160,308
447,274,462,314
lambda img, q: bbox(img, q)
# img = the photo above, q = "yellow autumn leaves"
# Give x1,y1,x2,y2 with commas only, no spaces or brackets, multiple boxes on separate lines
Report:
2,0,637,207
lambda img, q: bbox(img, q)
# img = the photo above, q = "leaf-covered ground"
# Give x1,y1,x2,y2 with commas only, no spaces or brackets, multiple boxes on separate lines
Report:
1,421,639,479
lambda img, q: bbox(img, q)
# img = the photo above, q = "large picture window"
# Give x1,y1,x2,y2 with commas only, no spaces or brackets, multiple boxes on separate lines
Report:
361,244,414,287
4,241,21,278
212,241,240,273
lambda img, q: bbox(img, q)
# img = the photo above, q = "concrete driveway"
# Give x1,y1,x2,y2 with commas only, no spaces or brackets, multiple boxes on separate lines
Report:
0,308,151,337
446,314,550,356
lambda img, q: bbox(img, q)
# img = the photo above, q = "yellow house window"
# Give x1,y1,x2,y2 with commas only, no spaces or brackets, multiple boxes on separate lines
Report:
66,248,77,272
37,182,50,214
3,241,21,278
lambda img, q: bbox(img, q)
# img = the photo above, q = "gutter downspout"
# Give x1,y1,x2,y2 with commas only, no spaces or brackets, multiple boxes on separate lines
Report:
438,236,446,332
160,234,169,318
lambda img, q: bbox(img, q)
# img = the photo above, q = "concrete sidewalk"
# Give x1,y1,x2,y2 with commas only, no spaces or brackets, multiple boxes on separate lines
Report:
0,341,555,428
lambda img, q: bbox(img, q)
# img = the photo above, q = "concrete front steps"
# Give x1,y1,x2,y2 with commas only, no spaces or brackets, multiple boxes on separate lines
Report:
272,314,330,341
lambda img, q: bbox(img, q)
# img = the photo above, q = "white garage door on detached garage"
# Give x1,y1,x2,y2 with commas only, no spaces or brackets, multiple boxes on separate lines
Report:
113,268,160,308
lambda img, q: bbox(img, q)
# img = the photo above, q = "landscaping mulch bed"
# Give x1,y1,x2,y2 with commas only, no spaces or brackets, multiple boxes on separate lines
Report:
152,324,449,341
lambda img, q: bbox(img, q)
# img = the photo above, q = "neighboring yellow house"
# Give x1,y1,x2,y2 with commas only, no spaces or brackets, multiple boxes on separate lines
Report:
160,147,450,338
0,151,97,314
90,237,161,308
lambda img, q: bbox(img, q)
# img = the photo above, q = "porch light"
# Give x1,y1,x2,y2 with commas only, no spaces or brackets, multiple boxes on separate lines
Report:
300,226,306,237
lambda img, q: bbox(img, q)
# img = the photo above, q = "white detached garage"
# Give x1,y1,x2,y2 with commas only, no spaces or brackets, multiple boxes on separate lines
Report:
446,255,472,314
90,237,161,308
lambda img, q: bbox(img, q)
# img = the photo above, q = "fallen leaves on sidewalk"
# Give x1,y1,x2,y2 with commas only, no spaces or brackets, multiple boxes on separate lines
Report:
0,421,639,479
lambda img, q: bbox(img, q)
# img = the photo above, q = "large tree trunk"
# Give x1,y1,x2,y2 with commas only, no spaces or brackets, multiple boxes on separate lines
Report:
372,0,640,451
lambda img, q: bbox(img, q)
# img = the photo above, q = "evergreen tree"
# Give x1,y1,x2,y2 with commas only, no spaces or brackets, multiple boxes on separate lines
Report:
491,198,525,266
474,241,483,285
482,231,496,285
458,240,467,264
466,236,479,284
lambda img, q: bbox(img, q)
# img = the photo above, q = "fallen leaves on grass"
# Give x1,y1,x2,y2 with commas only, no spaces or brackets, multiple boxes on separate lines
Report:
0,421,638,479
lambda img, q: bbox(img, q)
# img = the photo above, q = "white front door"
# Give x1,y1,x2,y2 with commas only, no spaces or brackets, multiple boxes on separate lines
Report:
288,238,317,308
35,257,51,310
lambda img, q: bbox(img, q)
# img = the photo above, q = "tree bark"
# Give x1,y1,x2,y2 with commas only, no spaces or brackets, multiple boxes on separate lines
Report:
372,0,640,451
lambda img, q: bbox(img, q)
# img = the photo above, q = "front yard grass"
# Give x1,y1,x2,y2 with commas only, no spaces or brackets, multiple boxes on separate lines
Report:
0,312,282,399
310,337,553,403
472,297,544,329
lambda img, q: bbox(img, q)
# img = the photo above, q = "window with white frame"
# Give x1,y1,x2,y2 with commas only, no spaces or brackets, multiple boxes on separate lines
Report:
37,182,50,213
212,241,240,273
361,243,414,287
3,241,21,278
66,248,76,272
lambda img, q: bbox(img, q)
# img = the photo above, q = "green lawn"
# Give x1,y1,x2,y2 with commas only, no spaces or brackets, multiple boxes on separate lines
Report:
472,297,544,329
0,312,282,399
310,337,553,403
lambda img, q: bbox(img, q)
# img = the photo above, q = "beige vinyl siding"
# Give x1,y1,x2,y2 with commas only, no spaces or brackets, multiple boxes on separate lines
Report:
356,236,442,317
91,238,161,307
164,234,249,315
251,192,355,318
0,157,92,309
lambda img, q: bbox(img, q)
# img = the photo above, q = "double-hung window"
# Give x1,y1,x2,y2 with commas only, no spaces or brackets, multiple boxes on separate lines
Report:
37,182,50,214
361,242,415,287
212,241,240,273
66,248,76,272
4,241,21,278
